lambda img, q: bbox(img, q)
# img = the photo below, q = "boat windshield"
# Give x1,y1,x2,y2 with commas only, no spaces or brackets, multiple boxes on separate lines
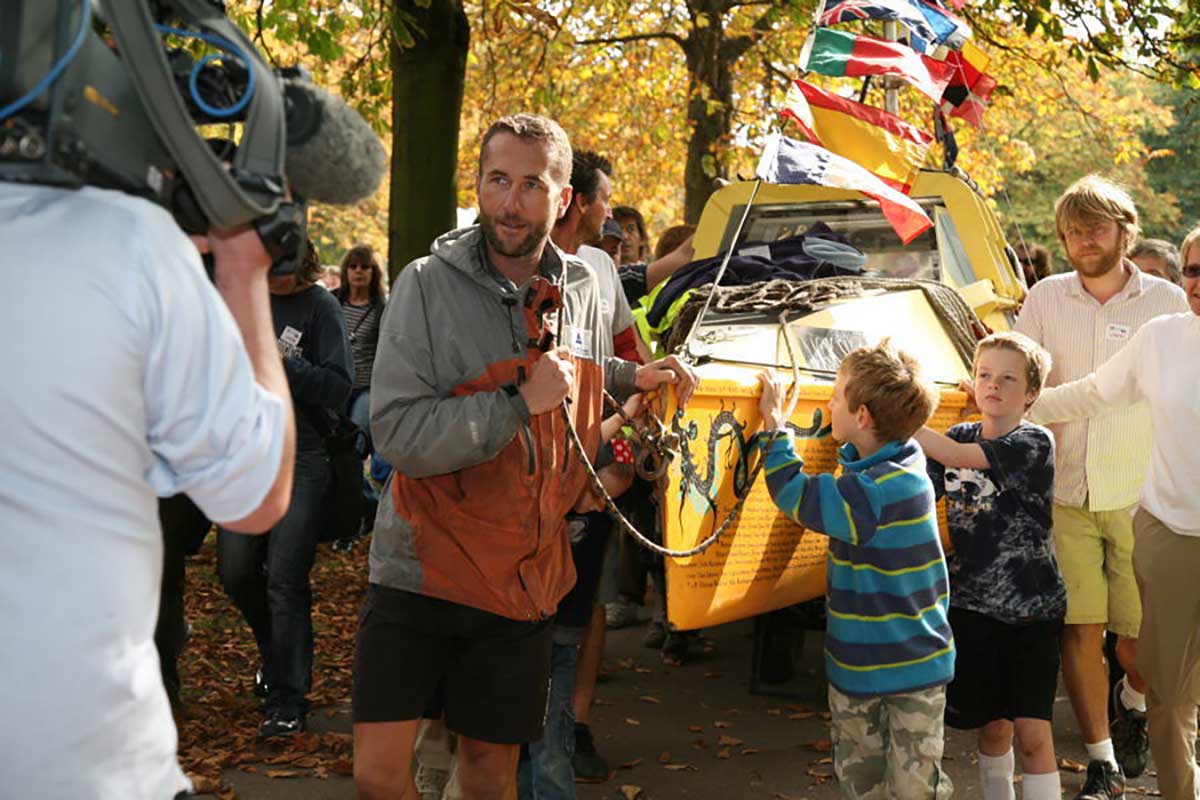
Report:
720,198,945,282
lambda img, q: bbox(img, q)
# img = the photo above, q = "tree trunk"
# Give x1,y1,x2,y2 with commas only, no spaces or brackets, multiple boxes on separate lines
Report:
682,12,735,225
387,0,470,280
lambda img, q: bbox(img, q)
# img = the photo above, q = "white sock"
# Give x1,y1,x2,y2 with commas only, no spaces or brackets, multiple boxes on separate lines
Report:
979,749,1016,800
1021,770,1062,800
1119,675,1147,712
1085,738,1119,771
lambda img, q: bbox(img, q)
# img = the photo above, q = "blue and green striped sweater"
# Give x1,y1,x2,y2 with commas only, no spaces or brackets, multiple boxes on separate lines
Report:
762,431,954,697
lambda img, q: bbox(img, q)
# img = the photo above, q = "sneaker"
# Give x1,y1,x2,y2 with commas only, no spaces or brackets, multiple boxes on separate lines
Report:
253,665,269,699
572,723,610,783
1074,759,1125,799
414,762,449,800
1111,683,1149,779
642,619,667,650
605,600,640,629
331,534,360,553
260,709,305,738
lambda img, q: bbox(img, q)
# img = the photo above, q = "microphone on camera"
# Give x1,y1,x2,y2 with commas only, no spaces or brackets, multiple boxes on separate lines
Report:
281,78,387,206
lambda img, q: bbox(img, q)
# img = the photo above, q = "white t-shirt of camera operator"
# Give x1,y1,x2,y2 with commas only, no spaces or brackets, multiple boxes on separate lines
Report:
0,185,286,799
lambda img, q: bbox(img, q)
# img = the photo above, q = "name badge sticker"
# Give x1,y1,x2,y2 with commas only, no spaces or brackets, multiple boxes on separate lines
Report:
278,325,303,358
280,326,303,346
567,326,593,359
1106,323,1131,341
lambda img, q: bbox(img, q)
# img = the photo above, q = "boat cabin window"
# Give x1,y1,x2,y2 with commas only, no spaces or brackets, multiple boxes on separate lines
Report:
721,199,947,283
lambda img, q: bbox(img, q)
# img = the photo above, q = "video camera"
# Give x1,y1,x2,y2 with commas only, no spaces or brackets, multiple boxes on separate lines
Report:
0,0,386,272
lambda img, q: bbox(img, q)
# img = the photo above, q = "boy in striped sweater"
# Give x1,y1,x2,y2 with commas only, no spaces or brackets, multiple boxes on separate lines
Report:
757,340,954,799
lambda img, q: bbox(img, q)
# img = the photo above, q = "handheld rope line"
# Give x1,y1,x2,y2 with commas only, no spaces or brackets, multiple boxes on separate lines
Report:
557,311,809,560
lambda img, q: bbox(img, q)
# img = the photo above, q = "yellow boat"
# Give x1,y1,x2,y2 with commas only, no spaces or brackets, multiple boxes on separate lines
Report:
648,171,1028,631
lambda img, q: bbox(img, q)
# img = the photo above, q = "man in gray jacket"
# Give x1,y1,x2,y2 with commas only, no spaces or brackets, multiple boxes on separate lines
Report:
353,113,695,800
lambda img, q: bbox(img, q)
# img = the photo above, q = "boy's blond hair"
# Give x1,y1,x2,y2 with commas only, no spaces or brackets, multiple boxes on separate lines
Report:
840,339,937,442
973,332,1053,407
1054,175,1141,253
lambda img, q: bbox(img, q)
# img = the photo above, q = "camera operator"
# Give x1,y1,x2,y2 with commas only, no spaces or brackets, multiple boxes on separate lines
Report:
217,238,353,738
0,180,295,797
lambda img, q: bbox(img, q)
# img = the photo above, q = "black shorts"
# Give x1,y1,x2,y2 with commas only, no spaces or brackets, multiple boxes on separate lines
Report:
353,585,554,744
556,512,613,629
945,606,1063,730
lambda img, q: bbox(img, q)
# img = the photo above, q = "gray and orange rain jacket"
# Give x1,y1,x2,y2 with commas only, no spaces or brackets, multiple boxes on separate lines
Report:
368,226,638,622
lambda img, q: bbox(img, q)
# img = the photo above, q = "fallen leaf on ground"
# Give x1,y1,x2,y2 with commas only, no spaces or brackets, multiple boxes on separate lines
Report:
703,671,722,678
713,720,733,728
687,724,704,732
618,758,643,769
691,738,708,750
663,763,696,771
639,695,662,704
624,717,641,726
717,734,744,747
1058,757,1087,773
618,658,635,669
634,667,654,674
187,774,221,793
806,739,833,752
716,748,731,759
657,751,672,764
788,711,817,720
741,748,761,755
618,784,645,800
265,769,301,779
767,708,782,716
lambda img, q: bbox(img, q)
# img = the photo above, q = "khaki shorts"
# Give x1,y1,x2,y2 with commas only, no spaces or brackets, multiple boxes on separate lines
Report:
1053,503,1141,636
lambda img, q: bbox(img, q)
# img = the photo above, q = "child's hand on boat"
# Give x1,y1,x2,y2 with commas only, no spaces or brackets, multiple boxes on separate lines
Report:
757,371,786,431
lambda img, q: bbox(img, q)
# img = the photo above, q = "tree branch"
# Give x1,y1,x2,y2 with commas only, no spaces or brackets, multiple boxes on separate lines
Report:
253,0,279,67
575,31,686,48
720,1,784,63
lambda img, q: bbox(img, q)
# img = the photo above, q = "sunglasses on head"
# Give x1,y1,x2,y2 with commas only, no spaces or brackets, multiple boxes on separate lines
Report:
1183,265,1200,279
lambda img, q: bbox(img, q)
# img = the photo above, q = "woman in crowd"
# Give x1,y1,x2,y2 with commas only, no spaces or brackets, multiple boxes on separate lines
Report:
334,244,389,547
218,239,353,737
613,205,650,265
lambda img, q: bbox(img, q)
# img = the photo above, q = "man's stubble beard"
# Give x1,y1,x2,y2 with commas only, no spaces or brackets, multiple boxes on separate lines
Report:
479,211,551,260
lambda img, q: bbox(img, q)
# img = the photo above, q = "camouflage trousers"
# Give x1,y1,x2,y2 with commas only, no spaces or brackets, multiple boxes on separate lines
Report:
828,684,953,799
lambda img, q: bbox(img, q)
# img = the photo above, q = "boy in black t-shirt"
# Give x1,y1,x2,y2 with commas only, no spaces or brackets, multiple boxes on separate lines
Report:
916,332,1067,800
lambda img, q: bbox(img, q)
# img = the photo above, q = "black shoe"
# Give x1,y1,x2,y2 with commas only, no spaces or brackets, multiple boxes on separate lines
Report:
572,723,609,783
253,666,269,699
1111,683,1149,779
1074,759,1125,799
330,535,360,553
260,708,305,738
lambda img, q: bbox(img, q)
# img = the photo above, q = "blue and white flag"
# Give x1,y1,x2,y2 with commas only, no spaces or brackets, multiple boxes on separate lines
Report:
820,0,971,51
756,134,932,244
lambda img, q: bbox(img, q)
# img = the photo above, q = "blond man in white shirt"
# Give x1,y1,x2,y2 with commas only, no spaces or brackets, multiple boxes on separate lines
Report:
1015,175,1188,797
1028,224,1200,800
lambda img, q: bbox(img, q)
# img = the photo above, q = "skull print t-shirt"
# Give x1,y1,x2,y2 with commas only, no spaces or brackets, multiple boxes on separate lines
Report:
927,421,1067,623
